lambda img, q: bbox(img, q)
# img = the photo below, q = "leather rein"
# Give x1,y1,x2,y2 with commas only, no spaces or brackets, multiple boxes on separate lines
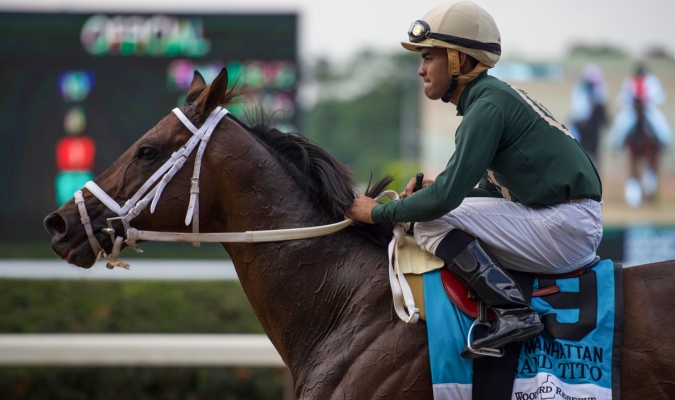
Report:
74,107,352,270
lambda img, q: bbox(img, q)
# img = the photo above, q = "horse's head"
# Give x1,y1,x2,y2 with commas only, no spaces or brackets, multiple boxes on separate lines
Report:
44,68,237,268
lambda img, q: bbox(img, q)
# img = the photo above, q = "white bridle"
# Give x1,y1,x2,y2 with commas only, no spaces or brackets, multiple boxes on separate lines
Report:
72,106,417,324
73,107,351,269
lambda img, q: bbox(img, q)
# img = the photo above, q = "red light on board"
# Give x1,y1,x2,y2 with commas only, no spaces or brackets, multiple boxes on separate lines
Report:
56,136,95,171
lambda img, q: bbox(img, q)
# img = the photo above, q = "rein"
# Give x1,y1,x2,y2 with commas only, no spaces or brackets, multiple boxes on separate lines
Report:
74,106,417,324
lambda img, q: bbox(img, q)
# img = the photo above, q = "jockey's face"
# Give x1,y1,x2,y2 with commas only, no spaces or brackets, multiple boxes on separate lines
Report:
418,47,450,100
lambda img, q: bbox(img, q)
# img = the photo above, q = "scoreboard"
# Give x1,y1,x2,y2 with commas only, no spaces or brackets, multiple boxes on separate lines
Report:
0,12,297,241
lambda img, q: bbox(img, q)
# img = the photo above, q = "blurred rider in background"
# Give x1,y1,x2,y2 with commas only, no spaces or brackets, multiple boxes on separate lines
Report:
609,64,671,207
569,64,608,165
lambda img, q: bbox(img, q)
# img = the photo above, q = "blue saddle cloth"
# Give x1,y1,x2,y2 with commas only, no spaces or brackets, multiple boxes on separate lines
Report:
424,259,621,400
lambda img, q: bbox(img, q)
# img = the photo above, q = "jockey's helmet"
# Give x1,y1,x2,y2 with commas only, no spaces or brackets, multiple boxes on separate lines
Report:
401,1,501,102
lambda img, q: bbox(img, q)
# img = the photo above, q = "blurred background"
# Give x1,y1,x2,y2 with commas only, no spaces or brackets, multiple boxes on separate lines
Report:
1,0,674,398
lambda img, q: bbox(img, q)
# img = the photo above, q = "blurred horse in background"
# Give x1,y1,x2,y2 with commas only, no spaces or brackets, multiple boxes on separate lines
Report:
610,65,671,207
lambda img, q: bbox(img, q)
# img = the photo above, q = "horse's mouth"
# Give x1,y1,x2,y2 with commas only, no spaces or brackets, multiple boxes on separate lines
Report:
64,238,85,260
52,237,95,269
46,208,118,269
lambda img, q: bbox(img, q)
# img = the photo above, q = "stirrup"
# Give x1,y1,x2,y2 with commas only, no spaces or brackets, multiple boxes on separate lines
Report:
465,319,504,358
464,300,503,358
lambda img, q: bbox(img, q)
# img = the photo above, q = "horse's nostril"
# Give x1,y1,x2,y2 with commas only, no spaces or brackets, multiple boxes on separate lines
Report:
44,213,67,236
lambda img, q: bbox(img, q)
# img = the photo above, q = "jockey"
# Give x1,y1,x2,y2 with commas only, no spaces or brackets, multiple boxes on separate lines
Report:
609,64,671,207
568,64,608,165
347,1,603,358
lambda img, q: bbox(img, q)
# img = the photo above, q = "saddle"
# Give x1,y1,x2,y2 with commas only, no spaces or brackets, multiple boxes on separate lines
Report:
398,235,598,322
441,258,597,321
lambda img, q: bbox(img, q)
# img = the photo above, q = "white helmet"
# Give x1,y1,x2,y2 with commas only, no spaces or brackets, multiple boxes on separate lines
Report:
401,1,501,67
401,2,501,102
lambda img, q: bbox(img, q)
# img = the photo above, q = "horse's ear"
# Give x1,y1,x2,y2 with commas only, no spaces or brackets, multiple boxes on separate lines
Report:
188,70,207,96
200,68,229,115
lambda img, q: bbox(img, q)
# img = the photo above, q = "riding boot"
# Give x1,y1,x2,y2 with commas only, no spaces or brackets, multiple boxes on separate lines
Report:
434,231,544,359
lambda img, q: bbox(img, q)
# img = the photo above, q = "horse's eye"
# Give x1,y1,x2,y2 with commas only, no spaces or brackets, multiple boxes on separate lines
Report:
138,147,158,160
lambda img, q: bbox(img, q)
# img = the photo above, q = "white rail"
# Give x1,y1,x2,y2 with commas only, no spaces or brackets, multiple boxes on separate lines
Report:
0,259,237,280
0,334,284,367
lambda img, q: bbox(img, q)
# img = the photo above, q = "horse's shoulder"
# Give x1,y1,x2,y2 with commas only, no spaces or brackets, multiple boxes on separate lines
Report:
620,260,675,397
623,260,675,283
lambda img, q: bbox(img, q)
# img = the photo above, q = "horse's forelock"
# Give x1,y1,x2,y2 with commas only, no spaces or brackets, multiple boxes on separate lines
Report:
182,83,246,123
184,87,206,107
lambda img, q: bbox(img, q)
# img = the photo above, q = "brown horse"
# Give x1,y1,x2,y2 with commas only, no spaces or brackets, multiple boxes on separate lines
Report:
44,68,675,399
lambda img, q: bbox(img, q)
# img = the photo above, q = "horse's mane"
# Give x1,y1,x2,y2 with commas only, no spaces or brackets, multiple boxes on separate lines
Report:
186,85,395,247
245,121,395,248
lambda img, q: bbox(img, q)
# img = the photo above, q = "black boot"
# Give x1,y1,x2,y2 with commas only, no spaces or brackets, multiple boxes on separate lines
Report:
435,232,544,359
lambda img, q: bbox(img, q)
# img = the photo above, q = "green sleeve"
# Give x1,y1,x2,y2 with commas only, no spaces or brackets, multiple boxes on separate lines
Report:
371,101,504,223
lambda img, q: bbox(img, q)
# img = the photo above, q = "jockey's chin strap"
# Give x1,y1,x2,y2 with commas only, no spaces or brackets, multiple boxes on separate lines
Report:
441,49,490,103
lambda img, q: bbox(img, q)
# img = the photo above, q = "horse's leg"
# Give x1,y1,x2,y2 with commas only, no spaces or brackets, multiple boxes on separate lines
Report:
621,262,675,398
642,134,659,199
625,137,643,207
627,136,641,179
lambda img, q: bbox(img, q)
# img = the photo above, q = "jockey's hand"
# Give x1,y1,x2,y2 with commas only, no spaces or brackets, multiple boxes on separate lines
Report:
399,176,435,199
345,195,377,224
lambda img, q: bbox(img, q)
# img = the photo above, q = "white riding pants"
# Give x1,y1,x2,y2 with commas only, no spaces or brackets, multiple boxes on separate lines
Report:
413,197,603,274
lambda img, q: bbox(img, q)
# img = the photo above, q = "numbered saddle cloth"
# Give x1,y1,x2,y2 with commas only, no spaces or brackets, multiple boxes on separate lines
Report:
424,259,622,400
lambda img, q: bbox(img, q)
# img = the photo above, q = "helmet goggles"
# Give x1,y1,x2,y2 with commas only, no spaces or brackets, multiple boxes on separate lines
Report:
407,19,501,56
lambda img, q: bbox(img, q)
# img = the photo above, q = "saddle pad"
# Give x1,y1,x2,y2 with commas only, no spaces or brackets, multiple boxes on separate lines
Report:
424,259,622,400
397,235,444,275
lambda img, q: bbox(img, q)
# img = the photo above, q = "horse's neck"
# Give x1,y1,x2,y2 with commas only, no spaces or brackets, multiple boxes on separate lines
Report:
227,229,383,365
223,184,386,376
207,128,388,376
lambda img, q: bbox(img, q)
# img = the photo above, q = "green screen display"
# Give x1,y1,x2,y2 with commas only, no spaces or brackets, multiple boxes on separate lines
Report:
0,12,297,241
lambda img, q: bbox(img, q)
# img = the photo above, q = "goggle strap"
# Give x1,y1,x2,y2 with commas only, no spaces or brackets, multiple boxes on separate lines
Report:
409,19,501,55
430,32,501,55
